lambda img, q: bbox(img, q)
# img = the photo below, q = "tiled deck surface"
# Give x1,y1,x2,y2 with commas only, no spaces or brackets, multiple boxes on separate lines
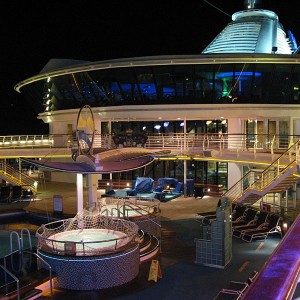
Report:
0,182,285,299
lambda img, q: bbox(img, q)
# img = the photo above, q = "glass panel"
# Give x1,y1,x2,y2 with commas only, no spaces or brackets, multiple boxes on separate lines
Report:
245,120,256,148
135,67,157,101
279,121,288,148
172,65,194,100
207,161,217,185
194,64,215,101
253,64,273,103
218,162,228,188
153,66,176,101
269,65,293,103
256,120,264,148
214,64,235,102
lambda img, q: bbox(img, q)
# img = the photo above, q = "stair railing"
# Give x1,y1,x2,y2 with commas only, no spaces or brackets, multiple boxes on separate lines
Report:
0,264,20,300
224,141,299,203
0,161,38,193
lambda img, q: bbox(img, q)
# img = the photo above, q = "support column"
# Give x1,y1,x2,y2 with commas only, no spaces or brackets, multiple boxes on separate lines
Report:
76,173,84,212
88,174,98,208
184,159,187,197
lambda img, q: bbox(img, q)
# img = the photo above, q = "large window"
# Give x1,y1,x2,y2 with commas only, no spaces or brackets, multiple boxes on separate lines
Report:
21,61,300,113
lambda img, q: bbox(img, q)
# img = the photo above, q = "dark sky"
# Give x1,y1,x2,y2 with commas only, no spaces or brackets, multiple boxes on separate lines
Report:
2,0,299,135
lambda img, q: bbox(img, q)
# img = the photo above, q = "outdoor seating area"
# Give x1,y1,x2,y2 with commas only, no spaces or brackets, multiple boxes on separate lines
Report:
232,205,282,242
0,185,34,203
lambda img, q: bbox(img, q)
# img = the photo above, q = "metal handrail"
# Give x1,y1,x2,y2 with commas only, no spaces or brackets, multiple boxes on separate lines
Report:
224,141,299,203
0,161,37,193
0,264,20,300
25,250,53,298
0,133,297,153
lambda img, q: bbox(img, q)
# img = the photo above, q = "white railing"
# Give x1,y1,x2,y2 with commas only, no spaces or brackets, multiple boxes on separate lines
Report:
0,133,297,154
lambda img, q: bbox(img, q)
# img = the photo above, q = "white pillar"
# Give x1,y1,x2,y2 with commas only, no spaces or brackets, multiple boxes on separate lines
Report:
76,173,84,212
184,159,187,197
227,118,243,150
88,174,98,208
227,162,243,190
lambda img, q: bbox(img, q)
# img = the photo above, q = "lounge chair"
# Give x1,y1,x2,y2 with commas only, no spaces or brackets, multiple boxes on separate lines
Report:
0,186,11,203
232,208,258,227
213,289,242,300
232,211,269,238
10,186,23,202
213,270,258,300
232,205,247,222
242,214,282,242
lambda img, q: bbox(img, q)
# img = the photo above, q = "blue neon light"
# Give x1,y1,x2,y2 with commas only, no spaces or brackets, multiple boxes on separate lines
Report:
216,72,262,78
38,245,139,262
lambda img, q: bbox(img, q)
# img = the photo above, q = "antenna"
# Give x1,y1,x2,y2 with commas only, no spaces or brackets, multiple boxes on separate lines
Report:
243,0,262,9
203,0,231,17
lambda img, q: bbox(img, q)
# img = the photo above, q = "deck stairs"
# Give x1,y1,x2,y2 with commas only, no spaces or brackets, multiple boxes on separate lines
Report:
224,141,300,205
0,161,37,195
0,229,52,300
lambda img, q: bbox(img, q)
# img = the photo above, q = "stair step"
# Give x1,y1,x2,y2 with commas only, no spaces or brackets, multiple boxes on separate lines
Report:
21,288,43,300
140,235,160,262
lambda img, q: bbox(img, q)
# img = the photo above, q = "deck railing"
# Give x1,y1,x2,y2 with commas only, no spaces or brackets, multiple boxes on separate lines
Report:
0,161,38,193
0,133,297,154
224,141,299,203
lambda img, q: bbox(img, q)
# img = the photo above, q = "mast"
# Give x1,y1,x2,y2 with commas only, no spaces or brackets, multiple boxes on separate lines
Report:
243,0,262,9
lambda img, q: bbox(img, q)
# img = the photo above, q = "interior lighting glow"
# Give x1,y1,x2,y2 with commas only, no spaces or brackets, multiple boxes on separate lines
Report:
47,77,51,83
217,72,261,78
154,125,161,130
163,122,169,127
180,122,184,127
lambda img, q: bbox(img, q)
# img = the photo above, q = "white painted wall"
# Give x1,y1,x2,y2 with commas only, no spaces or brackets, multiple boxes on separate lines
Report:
227,162,243,190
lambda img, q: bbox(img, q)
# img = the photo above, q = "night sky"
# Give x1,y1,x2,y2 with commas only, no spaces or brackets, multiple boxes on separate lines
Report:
2,0,299,135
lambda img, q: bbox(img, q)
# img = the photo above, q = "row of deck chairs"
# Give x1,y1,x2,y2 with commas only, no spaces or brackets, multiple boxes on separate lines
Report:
0,185,33,203
232,205,282,242
213,270,258,299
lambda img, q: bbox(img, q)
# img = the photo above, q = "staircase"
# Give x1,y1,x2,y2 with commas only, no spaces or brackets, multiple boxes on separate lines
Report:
139,230,160,262
225,141,300,205
0,161,37,195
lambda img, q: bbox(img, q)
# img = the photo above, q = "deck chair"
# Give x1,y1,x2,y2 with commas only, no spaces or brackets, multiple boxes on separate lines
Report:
10,186,23,202
172,181,183,194
0,186,11,203
213,289,242,300
232,205,247,222
225,270,258,294
232,211,269,238
232,208,258,227
242,214,282,242
213,270,258,300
